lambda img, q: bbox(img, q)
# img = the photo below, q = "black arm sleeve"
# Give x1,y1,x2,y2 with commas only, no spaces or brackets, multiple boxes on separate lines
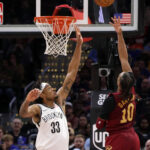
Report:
99,94,116,120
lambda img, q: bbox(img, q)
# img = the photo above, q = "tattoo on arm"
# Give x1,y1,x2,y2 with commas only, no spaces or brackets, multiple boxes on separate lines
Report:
62,100,65,106
64,79,73,93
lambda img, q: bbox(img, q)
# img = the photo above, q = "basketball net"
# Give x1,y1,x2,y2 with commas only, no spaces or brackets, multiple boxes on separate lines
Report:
34,16,76,57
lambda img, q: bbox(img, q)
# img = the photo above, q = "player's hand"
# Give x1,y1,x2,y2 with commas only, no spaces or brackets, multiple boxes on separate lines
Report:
74,25,83,46
26,88,41,102
109,16,122,34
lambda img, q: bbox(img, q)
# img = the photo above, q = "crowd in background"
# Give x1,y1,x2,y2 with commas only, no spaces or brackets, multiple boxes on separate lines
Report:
0,0,150,150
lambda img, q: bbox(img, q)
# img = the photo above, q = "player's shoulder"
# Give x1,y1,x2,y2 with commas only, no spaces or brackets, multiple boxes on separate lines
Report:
108,93,116,99
104,94,116,105
29,104,41,113
30,103,41,108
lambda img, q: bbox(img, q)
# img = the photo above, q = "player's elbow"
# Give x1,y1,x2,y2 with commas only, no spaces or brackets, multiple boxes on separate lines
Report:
19,110,28,118
19,113,24,118
19,111,25,118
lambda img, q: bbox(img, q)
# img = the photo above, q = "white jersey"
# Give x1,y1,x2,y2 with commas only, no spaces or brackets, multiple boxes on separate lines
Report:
33,103,69,150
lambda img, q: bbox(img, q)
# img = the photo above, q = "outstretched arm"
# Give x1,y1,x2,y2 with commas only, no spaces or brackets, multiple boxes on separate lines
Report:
110,17,132,72
57,25,83,107
19,88,41,121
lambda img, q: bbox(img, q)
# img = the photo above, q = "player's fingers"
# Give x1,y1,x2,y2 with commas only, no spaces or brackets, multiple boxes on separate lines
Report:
32,89,40,95
115,17,118,23
32,88,39,91
74,24,77,30
74,24,80,32
111,17,114,22
111,17,117,24
77,26,81,35
114,16,117,21
74,25,80,37
32,89,38,93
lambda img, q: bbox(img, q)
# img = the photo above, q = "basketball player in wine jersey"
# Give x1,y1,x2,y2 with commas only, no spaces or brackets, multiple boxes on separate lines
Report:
96,17,140,150
19,25,83,150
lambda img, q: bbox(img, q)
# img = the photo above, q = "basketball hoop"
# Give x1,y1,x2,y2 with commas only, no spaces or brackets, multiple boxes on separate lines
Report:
34,16,76,57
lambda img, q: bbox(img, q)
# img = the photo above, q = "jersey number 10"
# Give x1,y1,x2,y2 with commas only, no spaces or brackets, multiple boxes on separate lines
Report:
120,103,134,124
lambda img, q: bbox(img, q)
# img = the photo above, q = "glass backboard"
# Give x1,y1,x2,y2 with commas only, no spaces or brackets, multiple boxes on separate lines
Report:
0,0,143,34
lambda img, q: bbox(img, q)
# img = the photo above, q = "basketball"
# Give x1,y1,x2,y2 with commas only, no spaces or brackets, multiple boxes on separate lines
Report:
94,0,115,7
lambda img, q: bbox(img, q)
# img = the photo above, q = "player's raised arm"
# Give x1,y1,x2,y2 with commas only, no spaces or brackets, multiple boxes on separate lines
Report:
109,17,132,72
19,88,41,119
57,25,83,106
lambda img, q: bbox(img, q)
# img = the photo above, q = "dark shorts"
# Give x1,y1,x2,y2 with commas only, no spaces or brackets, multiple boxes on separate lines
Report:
105,128,140,150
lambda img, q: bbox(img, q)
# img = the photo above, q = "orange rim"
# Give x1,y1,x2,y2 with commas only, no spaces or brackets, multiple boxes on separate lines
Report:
34,16,76,24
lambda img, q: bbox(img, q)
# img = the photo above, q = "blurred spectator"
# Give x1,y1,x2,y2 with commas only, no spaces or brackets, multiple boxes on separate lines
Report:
129,36,144,50
132,66,142,92
79,58,92,83
136,98,150,120
0,58,15,100
0,134,19,150
21,119,37,146
85,123,90,139
13,39,35,84
0,127,5,144
142,98,150,117
84,123,90,150
68,121,72,128
137,78,150,98
0,58,15,112
69,127,75,150
84,138,90,150
136,117,150,149
8,118,27,145
78,88,91,114
75,115,88,136
66,102,79,129
145,139,150,150
84,58,93,71
72,73,81,94
7,53,25,97
73,134,85,150
73,100,85,119
135,59,150,79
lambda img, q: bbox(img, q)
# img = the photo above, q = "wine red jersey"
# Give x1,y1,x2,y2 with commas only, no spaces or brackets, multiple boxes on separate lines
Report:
106,88,136,134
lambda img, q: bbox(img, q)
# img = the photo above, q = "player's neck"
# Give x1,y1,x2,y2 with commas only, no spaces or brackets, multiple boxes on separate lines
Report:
44,100,55,108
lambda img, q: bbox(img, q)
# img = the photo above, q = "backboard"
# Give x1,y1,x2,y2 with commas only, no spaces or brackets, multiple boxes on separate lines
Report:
0,0,144,34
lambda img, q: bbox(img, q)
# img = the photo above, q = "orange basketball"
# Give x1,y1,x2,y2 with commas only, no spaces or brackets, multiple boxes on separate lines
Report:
94,0,115,7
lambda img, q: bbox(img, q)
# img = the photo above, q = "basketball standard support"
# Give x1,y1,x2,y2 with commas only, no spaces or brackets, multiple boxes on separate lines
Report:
90,90,111,150
36,0,41,17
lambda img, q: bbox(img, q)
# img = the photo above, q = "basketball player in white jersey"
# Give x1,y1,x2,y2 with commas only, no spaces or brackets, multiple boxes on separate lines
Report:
19,25,83,150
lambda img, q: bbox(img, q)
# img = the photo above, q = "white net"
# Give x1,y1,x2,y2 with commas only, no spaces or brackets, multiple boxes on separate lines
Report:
35,16,76,57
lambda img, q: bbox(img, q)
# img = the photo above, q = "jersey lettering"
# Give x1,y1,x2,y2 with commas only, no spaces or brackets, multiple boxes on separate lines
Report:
120,103,134,124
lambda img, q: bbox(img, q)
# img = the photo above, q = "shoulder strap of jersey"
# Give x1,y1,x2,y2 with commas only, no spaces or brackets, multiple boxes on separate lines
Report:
32,104,42,127
55,103,66,116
